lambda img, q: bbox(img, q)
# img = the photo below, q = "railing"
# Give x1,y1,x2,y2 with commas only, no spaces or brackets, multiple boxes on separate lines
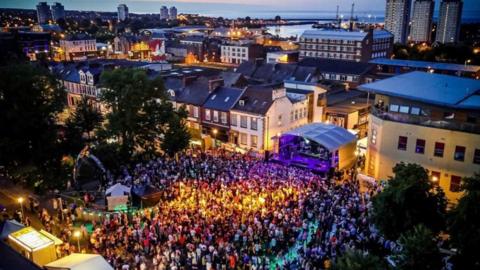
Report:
371,107,480,134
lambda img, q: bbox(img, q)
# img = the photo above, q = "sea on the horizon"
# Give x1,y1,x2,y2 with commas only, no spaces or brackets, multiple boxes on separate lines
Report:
1,0,479,23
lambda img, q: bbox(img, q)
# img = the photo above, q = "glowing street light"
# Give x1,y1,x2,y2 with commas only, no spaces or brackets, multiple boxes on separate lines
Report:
73,230,81,251
212,129,218,148
17,197,24,220
465,59,471,67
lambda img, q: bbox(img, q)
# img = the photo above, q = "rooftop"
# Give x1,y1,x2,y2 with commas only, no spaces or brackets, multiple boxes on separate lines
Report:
358,71,480,110
301,30,368,41
284,123,357,151
300,58,373,75
204,87,244,111
369,58,480,73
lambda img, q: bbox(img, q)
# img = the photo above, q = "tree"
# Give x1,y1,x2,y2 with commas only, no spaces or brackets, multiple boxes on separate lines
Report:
333,250,387,270
394,224,442,270
68,96,103,140
372,163,447,239
162,106,190,157
0,63,67,189
448,173,480,270
100,68,189,159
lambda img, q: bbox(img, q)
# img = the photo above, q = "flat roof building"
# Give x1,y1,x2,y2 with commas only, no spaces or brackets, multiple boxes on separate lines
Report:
359,71,480,202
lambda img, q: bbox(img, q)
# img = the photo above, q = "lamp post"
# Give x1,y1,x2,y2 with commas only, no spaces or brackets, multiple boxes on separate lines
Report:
73,230,81,252
17,197,24,221
212,128,218,149
464,59,471,67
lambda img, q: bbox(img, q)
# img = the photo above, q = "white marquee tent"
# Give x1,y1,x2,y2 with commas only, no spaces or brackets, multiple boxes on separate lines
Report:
44,253,113,270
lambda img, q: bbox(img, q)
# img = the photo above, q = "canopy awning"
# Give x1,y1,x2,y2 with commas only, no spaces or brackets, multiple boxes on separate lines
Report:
283,123,357,151
105,183,131,197
44,253,113,270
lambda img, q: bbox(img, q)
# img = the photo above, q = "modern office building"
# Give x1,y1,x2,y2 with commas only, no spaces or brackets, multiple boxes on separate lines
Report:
117,4,129,22
220,43,265,65
385,0,411,44
410,0,434,43
36,2,50,24
169,6,178,20
436,0,463,43
160,6,169,20
359,71,480,202
50,2,65,22
299,29,394,62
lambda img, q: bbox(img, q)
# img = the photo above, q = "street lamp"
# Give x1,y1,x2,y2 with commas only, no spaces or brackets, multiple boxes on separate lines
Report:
73,230,81,252
212,129,218,149
465,59,471,67
17,197,24,221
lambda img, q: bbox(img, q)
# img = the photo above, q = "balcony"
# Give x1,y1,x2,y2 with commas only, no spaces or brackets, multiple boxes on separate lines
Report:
371,107,480,134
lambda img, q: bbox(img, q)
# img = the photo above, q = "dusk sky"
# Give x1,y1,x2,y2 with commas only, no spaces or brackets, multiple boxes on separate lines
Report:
1,0,479,20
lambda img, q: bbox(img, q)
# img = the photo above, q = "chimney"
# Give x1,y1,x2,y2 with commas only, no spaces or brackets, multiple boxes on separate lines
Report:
208,78,224,92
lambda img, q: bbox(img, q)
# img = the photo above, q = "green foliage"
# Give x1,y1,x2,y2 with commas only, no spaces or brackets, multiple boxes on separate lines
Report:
333,250,387,270
448,173,480,270
395,224,442,270
0,63,66,178
162,106,191,157
99,68,189,159
69,96,103,139
372,163,447,240
393,43,480,65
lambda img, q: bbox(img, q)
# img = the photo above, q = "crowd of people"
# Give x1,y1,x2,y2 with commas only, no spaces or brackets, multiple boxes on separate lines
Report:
76,150,389,270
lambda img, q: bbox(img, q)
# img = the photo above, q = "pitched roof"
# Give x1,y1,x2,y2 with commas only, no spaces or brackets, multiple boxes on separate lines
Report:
358,71,480,110
235,61,317,84
232,85,276,115
175,76,212,106
299,58,374,75
203,87,244,111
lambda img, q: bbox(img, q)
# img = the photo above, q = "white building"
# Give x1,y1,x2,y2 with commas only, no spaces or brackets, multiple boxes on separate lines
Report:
117,4,129,22
59,34,97,61
410,0,434,43
230,83,325,151
221,43,264,65
160,6,169,20
169,6,178,20
385,0,411,44
436,0,463,43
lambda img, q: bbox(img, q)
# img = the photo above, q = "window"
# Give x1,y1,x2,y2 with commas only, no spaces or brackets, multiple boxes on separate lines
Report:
371,128,377,145
454,146,466,161
213,111,219,122
205,109,211,121
240,133,247,145
231,114,237,126
415,139,425,154
434,142,445,157
193,106,199,118
410,107,420,115
450,175,462,192
278,115,283,126
397,136,408,151
251,118,258,130
474,149,480,164
431,171,440,186
221,112,227,124
251,135,258,148
399,106,410,114
240,115,248,128
389,104,399,112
